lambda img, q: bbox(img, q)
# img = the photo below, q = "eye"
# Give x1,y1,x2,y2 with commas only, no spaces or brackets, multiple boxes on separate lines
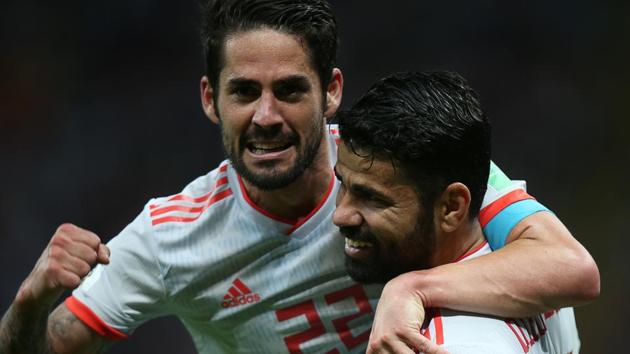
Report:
275,86,303,102
274,80,309,102
351,186,390,208
230,85,260,102
362,193,382,204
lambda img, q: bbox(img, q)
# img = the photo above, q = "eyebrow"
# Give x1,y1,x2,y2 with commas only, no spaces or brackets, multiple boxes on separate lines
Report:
226,75,310,87
351,183,390,202
226,77,259,88
334,166,392,204
273,75,311,90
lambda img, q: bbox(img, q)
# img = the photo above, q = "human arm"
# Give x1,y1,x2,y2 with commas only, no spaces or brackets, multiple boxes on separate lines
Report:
367,211,599,353
419,211,599,316
0,301,111,354
0,224,112,354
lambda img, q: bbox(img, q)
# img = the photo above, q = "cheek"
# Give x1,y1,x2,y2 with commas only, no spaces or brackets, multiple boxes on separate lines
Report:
363,212,399,241
372,211,419,249
282,102,323,132
220,106,254,135
384,210,418,235
219,96,255,122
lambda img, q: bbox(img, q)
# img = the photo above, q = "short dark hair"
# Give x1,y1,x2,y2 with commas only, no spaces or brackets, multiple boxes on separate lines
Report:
337,71,491,218
199,0,338,93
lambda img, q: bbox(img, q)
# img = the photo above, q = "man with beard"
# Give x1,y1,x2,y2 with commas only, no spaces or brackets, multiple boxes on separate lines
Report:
334,71,581,353
0,1,597,354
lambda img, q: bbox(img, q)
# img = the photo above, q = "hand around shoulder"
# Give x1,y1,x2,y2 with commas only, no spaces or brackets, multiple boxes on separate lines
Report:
367,272,448,354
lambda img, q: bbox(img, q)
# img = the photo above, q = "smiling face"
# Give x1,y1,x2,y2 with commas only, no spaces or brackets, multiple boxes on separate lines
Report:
201,29,342,190
333,142,436,283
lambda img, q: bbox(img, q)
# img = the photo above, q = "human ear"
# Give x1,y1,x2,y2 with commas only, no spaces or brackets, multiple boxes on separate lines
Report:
200,76,220,124
323,68,343,120
437,183,471,233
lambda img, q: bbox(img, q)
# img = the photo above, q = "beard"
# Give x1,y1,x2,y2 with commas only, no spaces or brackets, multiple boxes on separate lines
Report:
343,231,398,284
341,215,435,284
220,117,324,191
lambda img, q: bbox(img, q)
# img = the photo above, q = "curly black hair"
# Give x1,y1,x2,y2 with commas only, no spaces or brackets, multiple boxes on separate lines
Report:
337,71,491,218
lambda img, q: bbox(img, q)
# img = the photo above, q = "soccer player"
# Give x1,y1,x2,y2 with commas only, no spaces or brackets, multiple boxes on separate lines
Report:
0,1,598,354
334,71,581,353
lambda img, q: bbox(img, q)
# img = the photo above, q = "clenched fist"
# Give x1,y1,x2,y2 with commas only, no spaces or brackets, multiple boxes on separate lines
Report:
15,223,110,308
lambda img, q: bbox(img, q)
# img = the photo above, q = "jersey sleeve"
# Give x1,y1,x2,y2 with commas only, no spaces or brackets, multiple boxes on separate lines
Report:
480,161,551,250
66,201,168,340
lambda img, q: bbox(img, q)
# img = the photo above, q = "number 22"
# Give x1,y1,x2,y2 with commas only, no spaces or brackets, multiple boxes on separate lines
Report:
275,284,373,353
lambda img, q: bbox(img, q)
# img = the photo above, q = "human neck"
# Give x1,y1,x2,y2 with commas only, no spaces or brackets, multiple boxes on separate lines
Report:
240,137,333,221
431,219,486,267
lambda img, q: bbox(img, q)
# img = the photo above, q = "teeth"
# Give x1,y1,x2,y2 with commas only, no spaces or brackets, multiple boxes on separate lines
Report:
251,142,287,150
345,238,371,249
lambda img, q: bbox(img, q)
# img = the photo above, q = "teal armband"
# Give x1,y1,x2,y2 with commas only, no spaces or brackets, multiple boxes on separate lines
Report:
483,199,551,250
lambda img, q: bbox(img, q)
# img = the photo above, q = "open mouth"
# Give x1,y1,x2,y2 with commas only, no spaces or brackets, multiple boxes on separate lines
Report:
247,142,293,155
344,237,374,260
345,238,372,249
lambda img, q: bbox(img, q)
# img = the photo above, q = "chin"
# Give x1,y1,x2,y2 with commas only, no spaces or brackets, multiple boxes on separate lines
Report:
234,159,306,190
345,257,393,284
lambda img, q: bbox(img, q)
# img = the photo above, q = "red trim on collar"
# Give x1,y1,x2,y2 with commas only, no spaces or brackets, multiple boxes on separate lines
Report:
237,172,335,235
286,173,335,235
454,240,489,263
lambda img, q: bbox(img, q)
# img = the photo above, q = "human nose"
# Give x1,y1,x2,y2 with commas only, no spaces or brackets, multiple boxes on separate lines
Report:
333,192,364,228
252,91,283,128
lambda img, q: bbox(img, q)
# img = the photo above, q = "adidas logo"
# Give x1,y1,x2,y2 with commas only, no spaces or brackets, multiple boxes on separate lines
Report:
221,278,261,308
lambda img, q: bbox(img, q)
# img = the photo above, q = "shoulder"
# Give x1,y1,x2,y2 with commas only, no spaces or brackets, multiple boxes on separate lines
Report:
481,161,531,211
146,161,235,228
102,161,238,279
105,161,236,253
480,161,551,250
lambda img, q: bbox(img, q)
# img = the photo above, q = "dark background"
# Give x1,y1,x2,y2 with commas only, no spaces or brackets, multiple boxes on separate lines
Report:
1,1,627,353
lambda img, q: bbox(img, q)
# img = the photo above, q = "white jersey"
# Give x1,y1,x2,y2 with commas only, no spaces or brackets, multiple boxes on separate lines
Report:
421,243,580,354
68,126,552,353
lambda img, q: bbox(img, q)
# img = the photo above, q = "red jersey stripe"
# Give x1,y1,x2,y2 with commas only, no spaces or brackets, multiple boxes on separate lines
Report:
149,176,229,211
65,296,128,341
434,309,444,345
479,189,534,228
151,203,208,218
149,191,213,209
150,176,229,217
515,321,531,347
151,189,233,226
505,320,529,353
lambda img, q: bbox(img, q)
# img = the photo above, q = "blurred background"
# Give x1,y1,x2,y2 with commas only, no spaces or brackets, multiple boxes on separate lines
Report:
1,0,627,352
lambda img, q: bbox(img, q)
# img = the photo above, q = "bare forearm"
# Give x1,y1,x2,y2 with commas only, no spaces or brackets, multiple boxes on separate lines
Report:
1,224,113,354
418,244,591,316
409,214,600,317
1,302,53,354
